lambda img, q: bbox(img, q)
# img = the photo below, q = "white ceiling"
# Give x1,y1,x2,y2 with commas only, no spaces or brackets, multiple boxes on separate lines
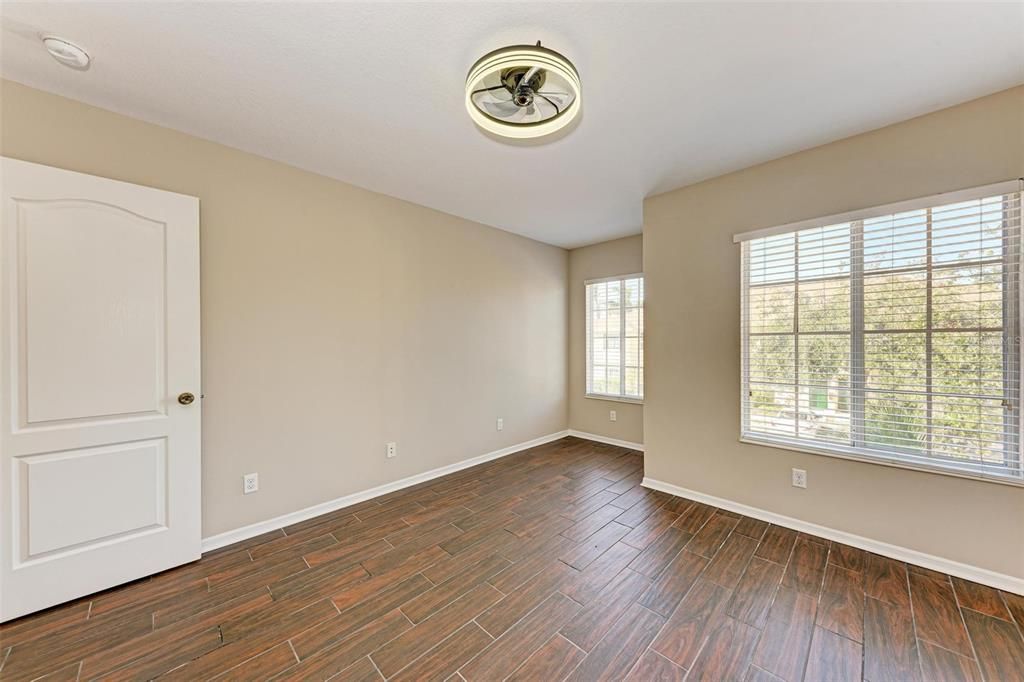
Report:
1,2,1022,248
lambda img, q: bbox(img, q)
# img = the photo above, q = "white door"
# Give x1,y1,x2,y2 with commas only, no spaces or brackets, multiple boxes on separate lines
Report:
0,157,201,622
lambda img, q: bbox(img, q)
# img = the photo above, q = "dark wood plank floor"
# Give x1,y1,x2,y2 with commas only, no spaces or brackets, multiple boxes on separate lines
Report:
2,437,1023,681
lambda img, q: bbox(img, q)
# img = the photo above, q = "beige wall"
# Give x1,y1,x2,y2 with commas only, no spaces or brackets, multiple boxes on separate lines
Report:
568,235,644,444
0,80,569,538
644,86,1024,579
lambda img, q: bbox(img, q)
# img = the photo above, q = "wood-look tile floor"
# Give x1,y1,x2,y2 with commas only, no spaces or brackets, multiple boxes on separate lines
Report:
2,437,1024,681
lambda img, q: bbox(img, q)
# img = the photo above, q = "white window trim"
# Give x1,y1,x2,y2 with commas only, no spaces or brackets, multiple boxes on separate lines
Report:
736,179,1024,487
584,394,644,405
585,272,644,403
738,434,1024,488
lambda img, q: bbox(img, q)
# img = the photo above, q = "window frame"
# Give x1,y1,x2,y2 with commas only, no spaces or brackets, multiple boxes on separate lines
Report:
585,273,644,403
736,180,1024,486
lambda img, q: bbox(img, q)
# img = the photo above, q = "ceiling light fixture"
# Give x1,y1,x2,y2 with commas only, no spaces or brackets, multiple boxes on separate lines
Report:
41,35,91,70
465,41,581,141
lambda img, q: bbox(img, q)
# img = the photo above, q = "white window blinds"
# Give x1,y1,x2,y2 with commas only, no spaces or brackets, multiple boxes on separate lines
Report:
586,274,644,401
738,181,1023,483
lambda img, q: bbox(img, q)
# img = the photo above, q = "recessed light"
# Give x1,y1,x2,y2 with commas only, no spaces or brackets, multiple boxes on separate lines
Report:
465,41,581,140
41,35,91,70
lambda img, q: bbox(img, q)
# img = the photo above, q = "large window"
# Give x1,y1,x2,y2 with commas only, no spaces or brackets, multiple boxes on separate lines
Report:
586,274,644,401
738,183,1023,482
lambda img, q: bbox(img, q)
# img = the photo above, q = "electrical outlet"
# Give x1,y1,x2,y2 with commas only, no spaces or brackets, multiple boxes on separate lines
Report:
243,472,259,494
792,468,807,489
610,410,617,422
496,417,503,431
386,442,397,459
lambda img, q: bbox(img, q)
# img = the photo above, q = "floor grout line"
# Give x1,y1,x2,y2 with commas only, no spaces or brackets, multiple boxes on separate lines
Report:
996,590,1024,647
906,556,928,681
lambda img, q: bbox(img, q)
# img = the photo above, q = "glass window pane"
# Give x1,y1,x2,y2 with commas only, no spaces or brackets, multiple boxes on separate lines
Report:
749,283,794,334
625,337,640,368
799,279,850,332
606,336,620,368
625,278,641,306
749,336,795,384
932,264,1003,329
865,272,927,330
865,333,926,392
605,365,620,395
606,280,621,307
933,332,1003,398
932,396,1005,464
749,384,797,437
932,197,1003,265
798,335,850,387
798,223,851,279
864,209,927,271
625,367,639,397
798,335,851,443
606,308,620,338
625,308,641,337
865,391,927,452
749,234,795,284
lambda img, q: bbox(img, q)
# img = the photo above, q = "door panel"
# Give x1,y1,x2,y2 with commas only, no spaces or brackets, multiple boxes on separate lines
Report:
22,439,166,558
1,157,201,621
20,199,166,425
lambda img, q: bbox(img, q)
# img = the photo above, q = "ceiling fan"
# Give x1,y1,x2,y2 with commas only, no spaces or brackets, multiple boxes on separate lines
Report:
465,41,582,141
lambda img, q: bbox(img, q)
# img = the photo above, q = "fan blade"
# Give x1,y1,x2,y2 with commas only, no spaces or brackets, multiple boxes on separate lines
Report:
472,84,511,96
536,92,573,105
481,100,521,118
537,94,561,114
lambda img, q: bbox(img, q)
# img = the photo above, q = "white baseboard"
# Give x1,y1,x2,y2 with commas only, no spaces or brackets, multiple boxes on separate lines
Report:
202,430,570,553
643,476,1024,596
568,429,644,452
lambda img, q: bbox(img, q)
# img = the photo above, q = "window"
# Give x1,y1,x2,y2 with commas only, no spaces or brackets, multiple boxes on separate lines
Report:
586,274,644,401
738,182,1023,483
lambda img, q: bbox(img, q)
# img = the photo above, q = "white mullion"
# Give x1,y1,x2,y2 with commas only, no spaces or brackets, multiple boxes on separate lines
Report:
1004,192,1021,470
741,243,751,434
925,208,934,456
851,220,866,448
619,279,626,398
589,282,598,393
793,235,800,438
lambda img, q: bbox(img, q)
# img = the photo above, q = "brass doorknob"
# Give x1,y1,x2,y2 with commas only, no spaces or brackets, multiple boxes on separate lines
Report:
178,392,196,405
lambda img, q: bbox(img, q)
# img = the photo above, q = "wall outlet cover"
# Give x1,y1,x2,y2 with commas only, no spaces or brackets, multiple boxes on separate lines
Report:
243,472,259,494
792,468,807,489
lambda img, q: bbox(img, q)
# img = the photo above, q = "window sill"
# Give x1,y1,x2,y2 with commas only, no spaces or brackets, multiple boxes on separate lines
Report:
585,393,644,405
739,434,1024,488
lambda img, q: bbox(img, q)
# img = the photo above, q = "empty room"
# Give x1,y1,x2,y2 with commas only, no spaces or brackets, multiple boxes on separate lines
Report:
0,1,1022,680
